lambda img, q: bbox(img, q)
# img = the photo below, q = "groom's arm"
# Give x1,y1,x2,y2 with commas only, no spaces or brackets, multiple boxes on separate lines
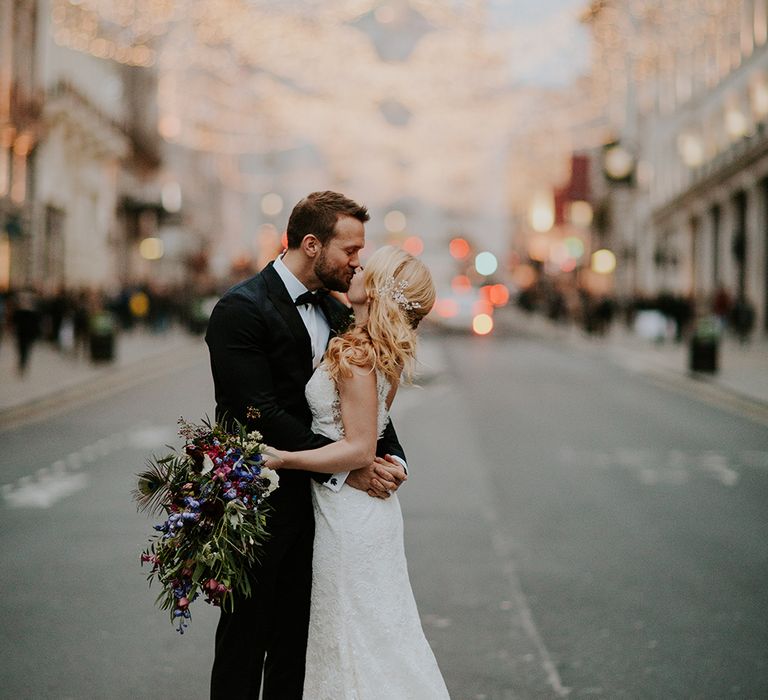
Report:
324,419,407,494
378,418,406,465
206,293,331,452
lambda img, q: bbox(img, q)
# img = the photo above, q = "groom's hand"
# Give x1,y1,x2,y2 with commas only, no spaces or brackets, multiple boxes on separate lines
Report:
346,457,406,499
368,456,407,499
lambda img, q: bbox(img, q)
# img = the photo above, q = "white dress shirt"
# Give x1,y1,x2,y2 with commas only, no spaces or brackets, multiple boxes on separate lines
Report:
273,255,348,491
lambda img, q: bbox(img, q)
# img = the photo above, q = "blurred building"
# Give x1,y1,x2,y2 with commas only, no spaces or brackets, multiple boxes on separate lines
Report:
584,0,768,336
0,0,218,294
0,0,43,289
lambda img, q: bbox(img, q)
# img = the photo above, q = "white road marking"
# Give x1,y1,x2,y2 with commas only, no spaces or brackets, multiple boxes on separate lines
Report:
490,523,571,697
559,447,745,488
4,472,88,509
2,423,177,509
130,426,176,448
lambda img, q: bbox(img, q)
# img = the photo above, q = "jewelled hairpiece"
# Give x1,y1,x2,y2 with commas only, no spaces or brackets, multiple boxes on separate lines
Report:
376,277,422,312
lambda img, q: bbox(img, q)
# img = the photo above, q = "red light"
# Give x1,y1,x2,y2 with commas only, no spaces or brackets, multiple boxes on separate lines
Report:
434,298,459,318
489,284,509,306
451,275,472,293
449,238,470,259
403,236,424,256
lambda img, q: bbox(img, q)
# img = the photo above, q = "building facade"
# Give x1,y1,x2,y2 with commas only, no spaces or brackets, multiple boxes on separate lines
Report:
0,0,219,295
0,0,43,290
585,0,768,336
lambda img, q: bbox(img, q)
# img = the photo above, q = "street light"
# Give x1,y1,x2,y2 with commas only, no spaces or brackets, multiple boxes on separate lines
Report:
602,142,635,183
261,193,284,217
591,249,616,274
677,133,704,168
529,191,554,233
139,237,164,260
384,210,406,233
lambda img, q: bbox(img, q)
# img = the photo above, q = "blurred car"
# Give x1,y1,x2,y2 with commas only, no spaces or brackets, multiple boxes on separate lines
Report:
427,286,495,335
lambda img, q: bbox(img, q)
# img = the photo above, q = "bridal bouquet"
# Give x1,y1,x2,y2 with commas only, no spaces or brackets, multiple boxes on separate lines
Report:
134,414,278,633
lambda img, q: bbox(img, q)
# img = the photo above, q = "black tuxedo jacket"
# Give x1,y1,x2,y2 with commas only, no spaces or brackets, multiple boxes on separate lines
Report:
205,262,406,523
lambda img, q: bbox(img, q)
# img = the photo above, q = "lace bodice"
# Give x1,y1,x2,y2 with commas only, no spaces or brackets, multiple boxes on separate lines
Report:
305,363,391,441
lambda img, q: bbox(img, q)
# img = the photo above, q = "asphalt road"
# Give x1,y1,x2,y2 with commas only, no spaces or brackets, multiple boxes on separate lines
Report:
1,329,766,699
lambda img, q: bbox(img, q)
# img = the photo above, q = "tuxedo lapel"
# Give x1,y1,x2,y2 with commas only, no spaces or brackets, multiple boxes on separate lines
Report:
319,293,355,339
262,262,314,377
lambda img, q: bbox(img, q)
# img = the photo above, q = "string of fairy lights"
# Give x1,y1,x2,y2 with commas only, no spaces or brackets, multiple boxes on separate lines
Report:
583,0,749,129
50,0,757,216
50,0,581,214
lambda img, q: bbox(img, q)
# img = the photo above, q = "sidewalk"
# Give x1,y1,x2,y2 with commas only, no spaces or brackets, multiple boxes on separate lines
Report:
0,326,204,416
496,306,768,409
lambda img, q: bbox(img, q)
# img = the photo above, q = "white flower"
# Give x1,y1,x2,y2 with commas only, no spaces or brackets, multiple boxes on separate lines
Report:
260,466,280,495
201,454,214,475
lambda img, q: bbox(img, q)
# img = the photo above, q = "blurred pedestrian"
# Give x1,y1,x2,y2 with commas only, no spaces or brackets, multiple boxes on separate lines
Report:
11,288,41,376
730,297,756,344
72,289,91,357
46,286,68,348
712,284,732,331
0,290,7,352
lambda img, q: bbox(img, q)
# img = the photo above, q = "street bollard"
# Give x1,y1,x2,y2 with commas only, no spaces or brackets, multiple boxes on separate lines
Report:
688,316,719,373
89,311,117,363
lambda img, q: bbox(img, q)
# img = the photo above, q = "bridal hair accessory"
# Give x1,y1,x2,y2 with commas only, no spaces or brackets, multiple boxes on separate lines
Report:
377,277,422,311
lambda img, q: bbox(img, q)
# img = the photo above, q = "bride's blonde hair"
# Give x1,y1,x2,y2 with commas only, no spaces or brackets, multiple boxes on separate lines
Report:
325,246,435,385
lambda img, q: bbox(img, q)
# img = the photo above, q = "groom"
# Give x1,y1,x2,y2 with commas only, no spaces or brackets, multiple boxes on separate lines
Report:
205,191,408,699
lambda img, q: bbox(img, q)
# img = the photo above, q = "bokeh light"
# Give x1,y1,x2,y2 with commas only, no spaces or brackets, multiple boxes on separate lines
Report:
261,193,284,217
451,275,472,293
564,236,585,259
384,210,407,233
475,251,498,276
591,249,616,274
529,192,554,233
403,236,424,256
449,238,471,260
139,237,164,260
472,313,493,336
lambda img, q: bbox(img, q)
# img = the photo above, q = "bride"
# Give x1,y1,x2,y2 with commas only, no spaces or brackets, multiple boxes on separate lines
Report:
264,245,450,699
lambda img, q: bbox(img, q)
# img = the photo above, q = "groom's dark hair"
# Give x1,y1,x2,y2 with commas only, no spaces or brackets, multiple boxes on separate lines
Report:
286,191,369,249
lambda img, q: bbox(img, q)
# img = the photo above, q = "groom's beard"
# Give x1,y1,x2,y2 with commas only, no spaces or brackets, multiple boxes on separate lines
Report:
314,251,354,293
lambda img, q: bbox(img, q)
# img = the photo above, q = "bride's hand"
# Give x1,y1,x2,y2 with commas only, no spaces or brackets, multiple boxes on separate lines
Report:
260,446,287,470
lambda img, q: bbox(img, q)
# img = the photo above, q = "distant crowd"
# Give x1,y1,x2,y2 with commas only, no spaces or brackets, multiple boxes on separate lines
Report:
516,282,758,343
0,283,218,376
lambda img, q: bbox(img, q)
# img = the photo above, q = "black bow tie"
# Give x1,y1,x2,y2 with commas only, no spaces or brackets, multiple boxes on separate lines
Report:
295,290,324,307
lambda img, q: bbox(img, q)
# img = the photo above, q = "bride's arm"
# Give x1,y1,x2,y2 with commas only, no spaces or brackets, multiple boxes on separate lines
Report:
265,366,379,473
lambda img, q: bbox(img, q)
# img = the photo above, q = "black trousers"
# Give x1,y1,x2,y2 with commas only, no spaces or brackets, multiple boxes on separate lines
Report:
210,517,315,700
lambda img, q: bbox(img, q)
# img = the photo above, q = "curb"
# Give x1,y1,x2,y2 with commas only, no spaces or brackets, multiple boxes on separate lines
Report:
0,339,205,432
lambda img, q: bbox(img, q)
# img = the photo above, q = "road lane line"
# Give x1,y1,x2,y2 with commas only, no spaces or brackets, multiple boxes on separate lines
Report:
490,527,572,698
1,421,178,509
3,472,88,508
430,340,571,697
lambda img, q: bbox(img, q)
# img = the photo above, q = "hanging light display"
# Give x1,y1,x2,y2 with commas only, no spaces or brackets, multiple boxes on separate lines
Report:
50,0,591,216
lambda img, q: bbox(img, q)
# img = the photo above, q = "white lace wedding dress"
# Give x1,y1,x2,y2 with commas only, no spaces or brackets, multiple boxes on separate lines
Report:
302,364,450,700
